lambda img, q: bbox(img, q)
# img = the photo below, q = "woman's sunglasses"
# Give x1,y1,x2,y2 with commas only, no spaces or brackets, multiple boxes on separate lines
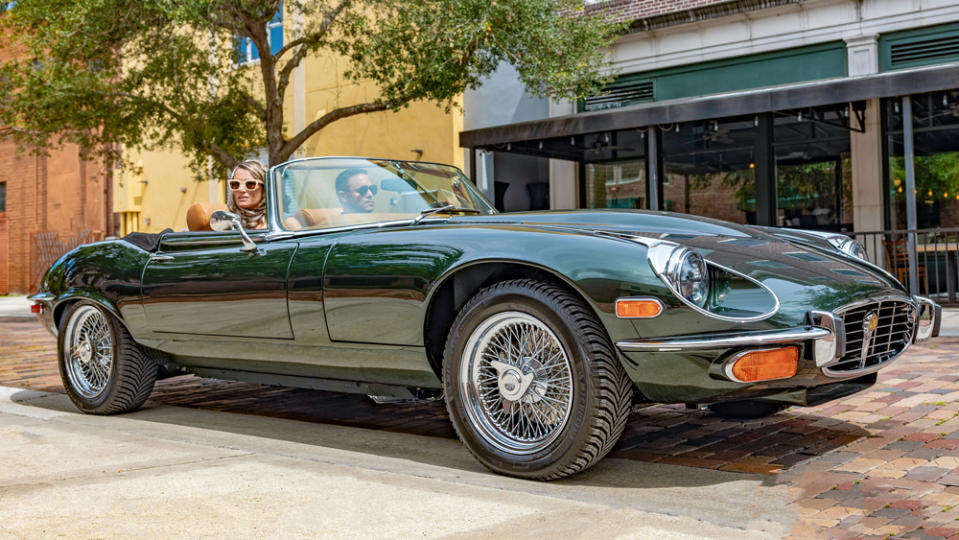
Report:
229,179,263,191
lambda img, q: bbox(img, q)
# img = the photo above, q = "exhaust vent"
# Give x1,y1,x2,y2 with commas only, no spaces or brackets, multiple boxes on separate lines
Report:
890,35,959,67
583,81,654,112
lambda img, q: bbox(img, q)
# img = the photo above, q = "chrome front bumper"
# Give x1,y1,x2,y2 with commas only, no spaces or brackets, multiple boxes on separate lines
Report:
616,295,940,379
616,326,831,352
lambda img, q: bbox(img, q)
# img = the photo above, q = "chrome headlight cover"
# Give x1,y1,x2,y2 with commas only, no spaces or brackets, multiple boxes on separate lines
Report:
643,239,779,322
828,236,868,261
666,249,709,308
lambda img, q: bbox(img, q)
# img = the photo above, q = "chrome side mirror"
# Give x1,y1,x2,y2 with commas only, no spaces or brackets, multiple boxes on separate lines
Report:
210,210,260,253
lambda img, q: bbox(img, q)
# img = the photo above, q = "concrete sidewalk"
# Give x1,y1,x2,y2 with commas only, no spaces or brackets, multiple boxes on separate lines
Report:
0,386,791,539
0,295,33,322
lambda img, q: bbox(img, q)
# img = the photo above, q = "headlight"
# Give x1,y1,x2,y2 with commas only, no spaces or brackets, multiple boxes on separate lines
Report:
828,236,867,260
666,249,710,308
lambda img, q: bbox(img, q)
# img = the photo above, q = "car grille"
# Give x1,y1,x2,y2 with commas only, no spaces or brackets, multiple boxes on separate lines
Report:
826,300,916,375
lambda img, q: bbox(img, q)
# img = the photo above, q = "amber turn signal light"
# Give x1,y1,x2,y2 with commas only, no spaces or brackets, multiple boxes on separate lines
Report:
615,298,664,319
728,346,798,383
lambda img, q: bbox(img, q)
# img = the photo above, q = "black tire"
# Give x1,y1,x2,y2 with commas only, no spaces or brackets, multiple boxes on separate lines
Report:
443,279,632,480
57,302,157,414
708,399,787,420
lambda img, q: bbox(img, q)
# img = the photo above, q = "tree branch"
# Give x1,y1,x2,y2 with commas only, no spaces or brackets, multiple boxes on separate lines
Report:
277,100,389,162
110,91,238,169
276,0,352,99
243,93,267,121
274,0,351,60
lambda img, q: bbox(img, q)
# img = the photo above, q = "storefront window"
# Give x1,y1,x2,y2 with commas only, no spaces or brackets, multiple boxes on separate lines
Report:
885,90,959,229
584,160,646,208
773,107,852,231
583,129,647,209
661,117,756,224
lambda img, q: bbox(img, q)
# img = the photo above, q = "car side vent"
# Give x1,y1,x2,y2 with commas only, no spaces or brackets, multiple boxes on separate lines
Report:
890,34,959,66
583,82,654,112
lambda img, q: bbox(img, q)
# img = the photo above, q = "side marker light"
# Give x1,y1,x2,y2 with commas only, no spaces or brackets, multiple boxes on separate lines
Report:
728,346,798,383
616,298,664,319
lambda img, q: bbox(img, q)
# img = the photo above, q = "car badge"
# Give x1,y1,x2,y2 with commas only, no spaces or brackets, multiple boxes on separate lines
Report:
860,311,879,368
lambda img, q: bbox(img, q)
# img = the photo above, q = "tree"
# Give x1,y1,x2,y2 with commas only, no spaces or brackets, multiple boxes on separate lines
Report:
0,0,624,172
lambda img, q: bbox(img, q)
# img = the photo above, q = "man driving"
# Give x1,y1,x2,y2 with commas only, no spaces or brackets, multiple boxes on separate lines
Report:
335,168,376,213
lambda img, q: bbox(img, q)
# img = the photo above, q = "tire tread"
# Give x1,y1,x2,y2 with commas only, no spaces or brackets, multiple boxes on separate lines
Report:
444,278,632,480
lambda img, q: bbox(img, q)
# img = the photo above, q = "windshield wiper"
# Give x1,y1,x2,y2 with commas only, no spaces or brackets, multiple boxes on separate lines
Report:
413,204,482,224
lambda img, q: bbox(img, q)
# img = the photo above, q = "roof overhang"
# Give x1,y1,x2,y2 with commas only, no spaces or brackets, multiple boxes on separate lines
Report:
460,62,959,149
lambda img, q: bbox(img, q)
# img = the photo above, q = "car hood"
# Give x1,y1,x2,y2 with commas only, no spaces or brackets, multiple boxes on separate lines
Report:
458,209,907,318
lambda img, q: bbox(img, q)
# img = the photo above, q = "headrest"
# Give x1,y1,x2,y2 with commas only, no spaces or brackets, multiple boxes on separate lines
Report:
186,203,229,231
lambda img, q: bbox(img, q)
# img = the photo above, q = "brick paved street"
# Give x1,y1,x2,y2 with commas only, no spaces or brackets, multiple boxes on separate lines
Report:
3,319,959,538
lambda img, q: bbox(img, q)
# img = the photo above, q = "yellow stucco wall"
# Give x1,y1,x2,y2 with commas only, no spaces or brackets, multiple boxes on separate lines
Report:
115,12,462,235
114,149,225,234
287,52,463,168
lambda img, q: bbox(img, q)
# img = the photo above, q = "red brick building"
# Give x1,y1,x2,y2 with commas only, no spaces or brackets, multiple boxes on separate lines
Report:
0,141,109,294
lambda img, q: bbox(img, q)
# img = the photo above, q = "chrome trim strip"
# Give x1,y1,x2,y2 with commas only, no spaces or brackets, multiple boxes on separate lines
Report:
614,297,665,319
616,326,830,352
27,292,55,303
822,341,911,378
915,296,941,341
722,346,799,384
808,310,845,366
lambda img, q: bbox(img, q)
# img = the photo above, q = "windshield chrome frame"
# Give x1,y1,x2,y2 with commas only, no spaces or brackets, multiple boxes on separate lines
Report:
267,156,495,233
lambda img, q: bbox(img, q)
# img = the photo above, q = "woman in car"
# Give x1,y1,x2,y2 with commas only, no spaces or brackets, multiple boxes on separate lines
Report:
227,160,268,229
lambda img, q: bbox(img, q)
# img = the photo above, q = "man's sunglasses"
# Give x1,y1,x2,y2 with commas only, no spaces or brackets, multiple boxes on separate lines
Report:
354,185,378,196
228,179,263,191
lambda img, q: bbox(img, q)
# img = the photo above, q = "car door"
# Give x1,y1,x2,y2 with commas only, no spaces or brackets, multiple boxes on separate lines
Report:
141,231,297,339
321,227,467,345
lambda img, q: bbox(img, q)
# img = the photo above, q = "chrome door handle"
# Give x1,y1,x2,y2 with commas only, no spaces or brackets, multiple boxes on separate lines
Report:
150,255,175,263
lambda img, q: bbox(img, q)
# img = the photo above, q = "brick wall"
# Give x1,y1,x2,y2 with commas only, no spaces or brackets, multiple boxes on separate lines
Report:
588,0,731,22
583,0,801,28
0,212,7,295
0,140,108,293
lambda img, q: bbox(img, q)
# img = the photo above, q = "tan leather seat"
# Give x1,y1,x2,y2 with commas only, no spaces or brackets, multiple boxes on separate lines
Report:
285,208,414,230
186,203,229,231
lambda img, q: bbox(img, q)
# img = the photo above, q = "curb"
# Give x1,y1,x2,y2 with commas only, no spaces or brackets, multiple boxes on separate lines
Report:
0,315,39,323
0,316,40,323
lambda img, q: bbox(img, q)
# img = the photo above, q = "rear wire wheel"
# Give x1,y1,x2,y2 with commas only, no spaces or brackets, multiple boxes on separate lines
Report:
443,279,632,480
58,302,157,414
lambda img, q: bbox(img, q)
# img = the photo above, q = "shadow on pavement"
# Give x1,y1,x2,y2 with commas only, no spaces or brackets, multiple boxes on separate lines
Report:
8,373,869,488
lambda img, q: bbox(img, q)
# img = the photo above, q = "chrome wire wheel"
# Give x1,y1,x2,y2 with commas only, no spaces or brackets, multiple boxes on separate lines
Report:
459,311,573,454
62,305,114,399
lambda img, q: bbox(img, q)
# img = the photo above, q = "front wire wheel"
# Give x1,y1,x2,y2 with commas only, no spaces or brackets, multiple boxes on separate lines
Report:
444,279,633,480
58,302,157,414
461,311,573,455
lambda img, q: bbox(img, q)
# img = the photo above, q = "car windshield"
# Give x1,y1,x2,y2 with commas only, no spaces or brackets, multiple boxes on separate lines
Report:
274,158,496,231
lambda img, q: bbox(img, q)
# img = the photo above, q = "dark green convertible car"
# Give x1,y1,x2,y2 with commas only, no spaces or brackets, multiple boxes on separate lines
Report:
30,157,940,480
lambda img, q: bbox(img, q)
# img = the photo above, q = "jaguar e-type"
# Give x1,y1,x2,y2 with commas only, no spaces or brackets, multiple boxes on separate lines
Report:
29,157,941,480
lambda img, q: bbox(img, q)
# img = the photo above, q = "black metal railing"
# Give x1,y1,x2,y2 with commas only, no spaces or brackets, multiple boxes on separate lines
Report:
851,227,959,305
